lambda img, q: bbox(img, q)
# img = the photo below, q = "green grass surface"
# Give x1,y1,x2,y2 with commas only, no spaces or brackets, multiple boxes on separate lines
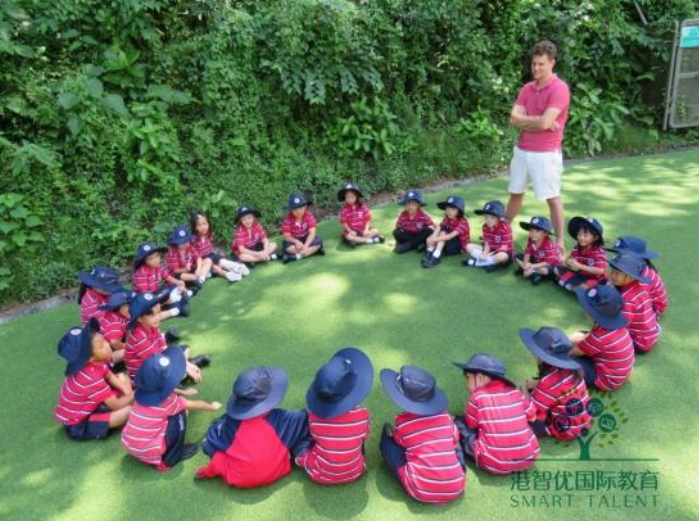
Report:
1,150,699,521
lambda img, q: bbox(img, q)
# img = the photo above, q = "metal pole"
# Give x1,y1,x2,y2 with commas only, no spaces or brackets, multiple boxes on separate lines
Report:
663,20,679,131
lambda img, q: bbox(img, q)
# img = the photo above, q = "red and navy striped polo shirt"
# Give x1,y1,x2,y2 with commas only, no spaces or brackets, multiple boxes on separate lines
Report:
191,234,215,258
618,281,660,352
282,211,317,239
577,324,634,392
54,362,117,426
531,367,591,440
392,411,465,504
525,236,561,265
482,221,514,255
80,288,107,325
465,379,539,475
166,245,200,274
232,222,267,254
121,393,186,468
295,407,370,485
440,216,470,250
124,324,167,380
133,265,171,293
642,266,668,317
99,310,129,344
395,209,434,234
570,244,607,280
339,203,372,234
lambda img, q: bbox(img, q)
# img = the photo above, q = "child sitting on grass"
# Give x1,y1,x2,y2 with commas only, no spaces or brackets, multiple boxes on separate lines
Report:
464,201,514,271
54,318,134,440
514,216,561,284
393,190,434,254
555,216,607,291
281,194,324,264
422,195,470,268
77,265,123,325
338,183,384,248
190,211,249,282
232,205,279,267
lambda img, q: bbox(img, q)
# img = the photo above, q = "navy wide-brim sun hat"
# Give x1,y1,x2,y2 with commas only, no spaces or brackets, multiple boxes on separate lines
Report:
235,205,262,222
380,366,447,416
609,253,651,284
77,266,123,294
575,286,629,331
452,353,516,388
134,346,187,407
226,366,289,420
568,216,604,243
474,200,506,219
306,347,374,419
337,183,364,202
285,194,313,212
167,226,194,246
59,318,101,376
436,195,465,215
518,327,582,371
399,190,427,206
520,216,554,235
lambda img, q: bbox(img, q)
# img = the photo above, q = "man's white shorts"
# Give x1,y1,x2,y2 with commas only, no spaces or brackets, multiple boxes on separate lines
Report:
509,146,563,200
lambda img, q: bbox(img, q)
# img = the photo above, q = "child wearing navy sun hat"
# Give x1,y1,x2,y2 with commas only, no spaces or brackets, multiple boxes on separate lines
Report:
464,201,514,271
422,195,470,268
54,318,134,440
281,194,325,263
514,216,562,284
519,327,591,441
338,183,385,248
196,366,310,488
77,265,123,325
393,190,435,254
554,216,607,291
607,235,667,318
165,225,211,295
295,347,374,485
121,346,222,471
379,365,465,504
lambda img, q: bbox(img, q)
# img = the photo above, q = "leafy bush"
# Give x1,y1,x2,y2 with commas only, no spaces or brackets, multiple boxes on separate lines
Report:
1,0,698,306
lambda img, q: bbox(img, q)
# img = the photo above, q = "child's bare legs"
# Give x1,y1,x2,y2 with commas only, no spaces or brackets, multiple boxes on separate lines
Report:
345,229,383,244
211,264,227,277
196,258,213,279
108,405,132,428
491,251,510,265
179,272,197,283
238,251,267,263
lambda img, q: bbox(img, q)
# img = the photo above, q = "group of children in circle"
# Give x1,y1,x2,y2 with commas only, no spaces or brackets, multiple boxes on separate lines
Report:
53,182,668,504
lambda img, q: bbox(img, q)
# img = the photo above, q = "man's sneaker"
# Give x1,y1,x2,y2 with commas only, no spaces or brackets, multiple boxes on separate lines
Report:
394,242,413,254
190,355,211,368
165,327,181,344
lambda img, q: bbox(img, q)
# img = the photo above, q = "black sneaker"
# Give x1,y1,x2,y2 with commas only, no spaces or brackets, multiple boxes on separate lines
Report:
189,355,211,368
111,361,126,374
426,256,441,268
180,443,199,462
282,253,297,264
165,327,181,344
530,273,543,285
461,257,472,267
514,266,524,276
394,242,413,254
376,236,386,244
317,245,326,256
342,237,357,249
178,300,190,317
245,261,256,269
484,264,500,273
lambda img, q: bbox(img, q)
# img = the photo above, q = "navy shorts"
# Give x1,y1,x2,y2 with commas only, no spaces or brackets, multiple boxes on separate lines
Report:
64,404,111,440
232,242,264,260
283,235,323,251
203,252,224,265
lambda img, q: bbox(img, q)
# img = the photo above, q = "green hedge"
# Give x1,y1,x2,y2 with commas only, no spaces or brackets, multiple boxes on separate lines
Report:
1,0,697,307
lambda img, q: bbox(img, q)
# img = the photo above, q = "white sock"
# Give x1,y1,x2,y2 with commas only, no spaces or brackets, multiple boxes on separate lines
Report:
296,253,303,260
427,245,435,252
198,276,206,285
205,272,212,280
270,253,278,260
186,290,193,298
432,250,442,259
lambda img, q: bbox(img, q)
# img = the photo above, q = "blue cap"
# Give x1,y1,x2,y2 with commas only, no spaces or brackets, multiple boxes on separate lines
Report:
285,194,313,212
399,190,427,206
167,225,194,246
474,200,506,219
520,216,553,235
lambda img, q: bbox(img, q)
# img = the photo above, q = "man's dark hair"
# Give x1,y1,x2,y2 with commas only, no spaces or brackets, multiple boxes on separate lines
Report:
532,40,557,61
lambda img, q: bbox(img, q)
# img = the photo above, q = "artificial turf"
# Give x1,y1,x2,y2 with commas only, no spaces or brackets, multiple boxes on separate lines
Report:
1,150,698,521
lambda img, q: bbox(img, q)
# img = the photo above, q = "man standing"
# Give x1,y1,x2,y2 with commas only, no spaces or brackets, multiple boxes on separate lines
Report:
507,40,570,252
